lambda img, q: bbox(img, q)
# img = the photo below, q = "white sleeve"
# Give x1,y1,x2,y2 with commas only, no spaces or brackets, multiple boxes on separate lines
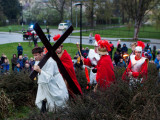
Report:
38,60,55,84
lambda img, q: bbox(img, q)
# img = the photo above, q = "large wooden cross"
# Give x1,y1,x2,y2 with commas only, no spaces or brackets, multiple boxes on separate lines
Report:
29,23,82,95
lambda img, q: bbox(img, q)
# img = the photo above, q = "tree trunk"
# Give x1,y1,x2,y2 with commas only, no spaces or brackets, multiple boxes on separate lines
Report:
91,0,94,28
133,20,140,41
60,11,64,23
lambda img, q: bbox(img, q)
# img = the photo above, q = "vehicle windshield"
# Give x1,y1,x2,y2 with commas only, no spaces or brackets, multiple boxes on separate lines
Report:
59,24,63,26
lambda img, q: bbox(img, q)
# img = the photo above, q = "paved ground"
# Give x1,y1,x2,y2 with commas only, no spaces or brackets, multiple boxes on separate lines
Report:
0,30,160,49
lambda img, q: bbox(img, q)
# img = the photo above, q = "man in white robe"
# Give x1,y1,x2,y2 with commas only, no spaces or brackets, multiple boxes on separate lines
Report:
32,47,69,112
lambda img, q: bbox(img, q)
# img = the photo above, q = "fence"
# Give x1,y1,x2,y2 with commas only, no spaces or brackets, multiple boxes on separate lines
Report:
81,25,160,39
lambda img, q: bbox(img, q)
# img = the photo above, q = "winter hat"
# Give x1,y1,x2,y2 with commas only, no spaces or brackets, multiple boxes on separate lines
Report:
97,40,111,55
135,41,145,52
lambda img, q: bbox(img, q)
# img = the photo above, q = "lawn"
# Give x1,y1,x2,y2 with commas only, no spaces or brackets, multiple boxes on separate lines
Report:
0,42,133,63
72,25,160,39
0,42,94,64
0,25,58,32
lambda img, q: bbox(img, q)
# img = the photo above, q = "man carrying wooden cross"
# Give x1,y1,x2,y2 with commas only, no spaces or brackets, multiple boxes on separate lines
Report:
30,23,82,112
32,47,69,112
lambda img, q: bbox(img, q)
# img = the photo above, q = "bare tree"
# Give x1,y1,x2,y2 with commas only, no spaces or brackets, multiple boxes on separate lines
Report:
47,0,67,23
120,0,160,40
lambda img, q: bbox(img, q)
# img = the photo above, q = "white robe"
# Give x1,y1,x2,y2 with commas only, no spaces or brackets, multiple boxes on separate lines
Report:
88,49,100,84
35,58,69,111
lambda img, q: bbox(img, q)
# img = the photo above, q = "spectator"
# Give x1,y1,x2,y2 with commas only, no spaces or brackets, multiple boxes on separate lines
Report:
144,52,150,59
81,48,85,56
114,51,121,66
147,49,152,61
157,49,160,54
23,54,28,65
1,57,10,74
154,53,160,83
121,43,128,53
46,26,50,34
0,53,6,65
17,43,23,57
24,63,31,73
117,58,126,68
117,39,121,47
48,34,51,42
152,45,156,60
116,44,122,54
109,41,114,60
89,33,93,44
11,54,18,71
17,55,24,70
33,35,38,47
144,43,151,52
14,63,20,72
29,57,35,71
84,47,89,57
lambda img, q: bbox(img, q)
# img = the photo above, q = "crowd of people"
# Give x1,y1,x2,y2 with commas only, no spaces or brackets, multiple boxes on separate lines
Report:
74,36,160,88
0,43,35,74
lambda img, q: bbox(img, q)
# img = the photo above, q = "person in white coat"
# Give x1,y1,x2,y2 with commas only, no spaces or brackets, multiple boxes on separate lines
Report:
32,47,69,112
81,41,100,85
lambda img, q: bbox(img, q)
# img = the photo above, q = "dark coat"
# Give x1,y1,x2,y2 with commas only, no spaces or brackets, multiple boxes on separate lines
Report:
17,46,23,55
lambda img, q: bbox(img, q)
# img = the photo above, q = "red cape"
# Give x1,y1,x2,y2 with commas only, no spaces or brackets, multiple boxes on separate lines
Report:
122,57,148,81
96,55,115,88
60,50,82,95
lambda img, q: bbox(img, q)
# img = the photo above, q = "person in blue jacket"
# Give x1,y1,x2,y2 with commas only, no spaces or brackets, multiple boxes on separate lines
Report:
17,43,23,57
154,53,160,83
1,57,9,74
17,55,24,70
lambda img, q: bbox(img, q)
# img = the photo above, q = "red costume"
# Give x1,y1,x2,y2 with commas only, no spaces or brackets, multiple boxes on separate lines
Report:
84,53,115,89
122,55,148,82
59,50,82,95
122,41,148,83
96,38,115,89
96,55,115,88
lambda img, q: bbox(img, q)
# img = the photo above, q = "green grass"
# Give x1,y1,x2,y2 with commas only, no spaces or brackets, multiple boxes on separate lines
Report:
0,42,94,64
120,39,150,42
7,106,32,120
72,25,160,39
0,42,132,66
0,25,58,32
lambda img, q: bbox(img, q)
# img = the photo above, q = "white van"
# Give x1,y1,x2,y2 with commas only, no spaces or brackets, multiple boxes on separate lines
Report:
58,23,68,30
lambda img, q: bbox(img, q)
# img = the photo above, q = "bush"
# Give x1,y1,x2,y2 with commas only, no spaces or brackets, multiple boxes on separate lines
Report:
20,63,160,120
0,72,37,107
0,90,14,119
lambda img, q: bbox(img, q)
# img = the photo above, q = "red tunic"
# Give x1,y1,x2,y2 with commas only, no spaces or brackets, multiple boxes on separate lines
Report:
84,58,92,66
122,56,148,81
60,50,82,95
96,55,115,89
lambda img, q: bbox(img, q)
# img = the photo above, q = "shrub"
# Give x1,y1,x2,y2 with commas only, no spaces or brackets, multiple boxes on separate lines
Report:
21,63,160,120
0,72,37,107
0,90,14,119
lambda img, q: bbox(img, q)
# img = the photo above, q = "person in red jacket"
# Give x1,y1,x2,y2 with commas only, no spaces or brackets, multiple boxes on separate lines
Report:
54,35,82,97
94,39,115,91
122,41,148,86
